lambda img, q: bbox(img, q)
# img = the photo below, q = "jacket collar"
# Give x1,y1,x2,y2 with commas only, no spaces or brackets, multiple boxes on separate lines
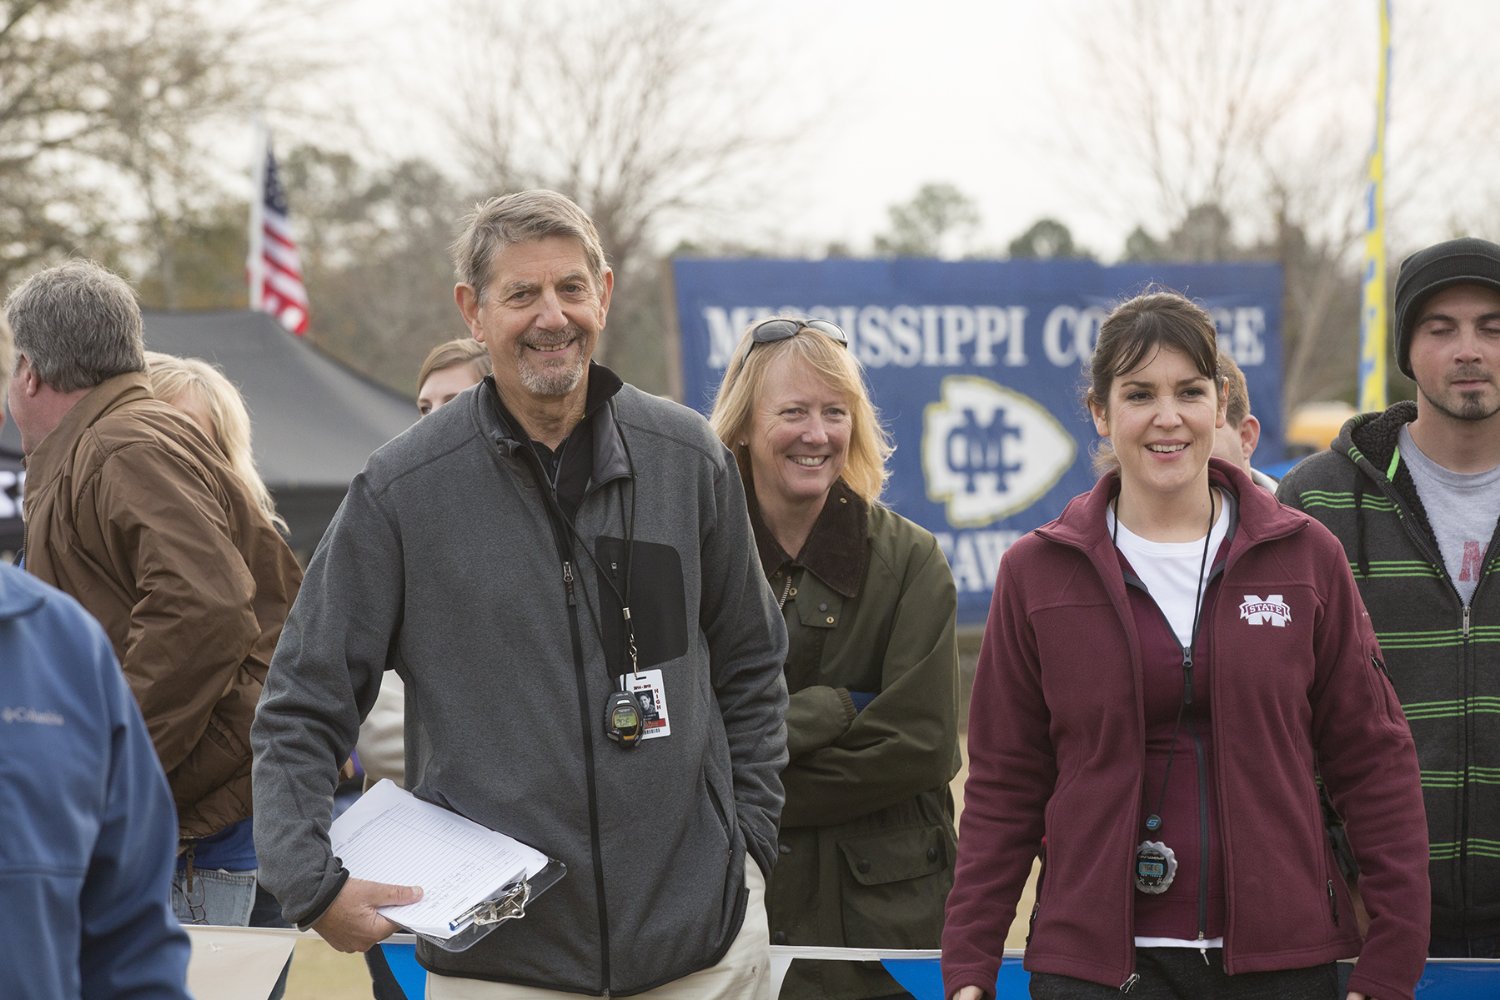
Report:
24,371,154,481
476,362,630,487
1334,401,1434,572
749,478,869,598
1337,400,1415,481
1039,458,1302,559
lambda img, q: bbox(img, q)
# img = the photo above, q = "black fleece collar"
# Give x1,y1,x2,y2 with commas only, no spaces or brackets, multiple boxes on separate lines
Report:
748,478,869,598
1342,400,1417,476
1341,400,1436,558
483,363,628,518
484,362,623,445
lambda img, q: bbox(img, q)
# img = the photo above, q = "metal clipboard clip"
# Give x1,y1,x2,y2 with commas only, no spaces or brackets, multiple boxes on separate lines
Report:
420,858,566,953
451,877,531,930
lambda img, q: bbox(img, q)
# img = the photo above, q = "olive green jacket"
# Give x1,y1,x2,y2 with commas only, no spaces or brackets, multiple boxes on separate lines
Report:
753,481,960,1000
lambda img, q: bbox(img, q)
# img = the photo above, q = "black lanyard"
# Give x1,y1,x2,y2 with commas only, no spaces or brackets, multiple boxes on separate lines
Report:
1112,483,1216,836
552,430,640,684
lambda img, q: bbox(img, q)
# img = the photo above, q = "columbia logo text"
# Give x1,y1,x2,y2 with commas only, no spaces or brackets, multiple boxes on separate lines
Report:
1239,595,1292,627
2,706,65,726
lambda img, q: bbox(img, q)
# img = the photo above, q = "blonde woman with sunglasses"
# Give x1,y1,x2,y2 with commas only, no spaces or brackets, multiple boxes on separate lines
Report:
711,318,961,1000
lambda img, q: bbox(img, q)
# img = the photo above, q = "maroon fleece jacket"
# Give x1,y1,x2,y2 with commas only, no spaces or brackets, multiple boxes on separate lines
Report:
942,461,1428,1000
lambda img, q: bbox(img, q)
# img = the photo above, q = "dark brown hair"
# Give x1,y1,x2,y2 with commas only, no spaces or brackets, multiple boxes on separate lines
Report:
1086,290,1223,475
1086,290,1221,414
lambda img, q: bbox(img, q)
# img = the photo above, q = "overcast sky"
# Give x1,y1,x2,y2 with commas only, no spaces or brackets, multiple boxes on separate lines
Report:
274,0,1500,263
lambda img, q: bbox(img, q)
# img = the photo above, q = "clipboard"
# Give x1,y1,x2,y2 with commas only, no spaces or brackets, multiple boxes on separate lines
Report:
427,857,567,951
329,780,567,952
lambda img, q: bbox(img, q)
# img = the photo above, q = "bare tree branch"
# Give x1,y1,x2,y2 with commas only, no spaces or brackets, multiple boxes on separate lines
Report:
437,0,804,381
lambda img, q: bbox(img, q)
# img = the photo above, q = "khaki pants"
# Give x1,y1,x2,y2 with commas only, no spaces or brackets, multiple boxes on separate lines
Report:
428,861,769,1000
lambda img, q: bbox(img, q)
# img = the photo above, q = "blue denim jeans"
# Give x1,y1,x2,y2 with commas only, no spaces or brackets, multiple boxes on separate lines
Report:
172,867,290,1000
170,865,257,926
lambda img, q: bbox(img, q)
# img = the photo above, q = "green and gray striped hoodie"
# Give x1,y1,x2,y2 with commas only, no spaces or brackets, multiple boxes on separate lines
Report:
1278,400,1500,940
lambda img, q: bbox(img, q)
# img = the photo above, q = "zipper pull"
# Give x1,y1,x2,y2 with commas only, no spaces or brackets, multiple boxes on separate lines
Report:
1119,972,1140,993
1327,878,1341,925
1197,932,1209,964
1464,603,1472,639
562,561,576,606
1181,648,1195,705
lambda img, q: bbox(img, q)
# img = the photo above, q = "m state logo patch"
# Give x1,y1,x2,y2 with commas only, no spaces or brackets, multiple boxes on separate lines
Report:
1239,595,1292,627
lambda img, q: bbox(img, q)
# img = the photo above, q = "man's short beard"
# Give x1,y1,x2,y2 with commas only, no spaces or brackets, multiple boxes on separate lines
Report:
519,357,586,397
1421,384,1500,423
512,322,592,398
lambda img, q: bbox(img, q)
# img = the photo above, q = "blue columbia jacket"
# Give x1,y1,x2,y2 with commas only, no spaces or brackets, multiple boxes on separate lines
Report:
0,563,190,999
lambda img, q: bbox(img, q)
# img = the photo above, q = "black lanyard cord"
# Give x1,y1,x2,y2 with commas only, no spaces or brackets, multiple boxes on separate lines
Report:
546,412,640,689
1113,482,1216,835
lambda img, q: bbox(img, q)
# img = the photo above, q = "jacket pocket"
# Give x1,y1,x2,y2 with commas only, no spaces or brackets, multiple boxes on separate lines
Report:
795,590,843,630
1363,648,1407,729
169,712,250,812
594,536,687,671
701,764,734,849
835,824,954,947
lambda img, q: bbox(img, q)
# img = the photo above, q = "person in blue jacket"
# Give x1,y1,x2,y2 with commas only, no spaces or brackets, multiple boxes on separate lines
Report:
0,312,190,999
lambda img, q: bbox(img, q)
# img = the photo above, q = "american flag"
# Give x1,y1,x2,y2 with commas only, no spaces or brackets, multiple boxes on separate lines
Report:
248,138,310,336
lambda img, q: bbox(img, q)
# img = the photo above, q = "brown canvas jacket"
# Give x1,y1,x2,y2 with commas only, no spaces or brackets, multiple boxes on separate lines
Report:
21,372,301,839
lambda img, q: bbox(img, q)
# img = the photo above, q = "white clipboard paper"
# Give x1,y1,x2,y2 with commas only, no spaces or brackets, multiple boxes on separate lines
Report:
329,779,565,951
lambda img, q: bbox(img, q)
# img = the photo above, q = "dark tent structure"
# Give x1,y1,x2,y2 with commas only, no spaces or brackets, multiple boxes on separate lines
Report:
1,310,418,558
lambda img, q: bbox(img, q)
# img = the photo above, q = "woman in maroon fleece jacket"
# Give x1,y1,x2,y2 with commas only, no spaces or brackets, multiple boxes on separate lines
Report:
942,292,1428,1000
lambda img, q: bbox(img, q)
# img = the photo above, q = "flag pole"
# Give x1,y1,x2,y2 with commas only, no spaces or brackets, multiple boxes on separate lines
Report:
247,118,269,312
1357,0,1392,413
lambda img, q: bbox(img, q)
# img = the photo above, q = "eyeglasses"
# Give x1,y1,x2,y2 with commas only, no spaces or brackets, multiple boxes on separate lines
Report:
747,318,849,355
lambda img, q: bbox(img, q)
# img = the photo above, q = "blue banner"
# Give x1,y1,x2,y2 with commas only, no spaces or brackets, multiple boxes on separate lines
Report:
674,258,1284,625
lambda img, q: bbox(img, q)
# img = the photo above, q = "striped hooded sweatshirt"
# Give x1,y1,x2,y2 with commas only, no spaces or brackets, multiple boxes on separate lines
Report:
1278,400,1500,939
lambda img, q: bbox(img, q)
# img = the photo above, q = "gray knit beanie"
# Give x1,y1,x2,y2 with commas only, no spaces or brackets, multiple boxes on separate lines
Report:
1391,237,1500,379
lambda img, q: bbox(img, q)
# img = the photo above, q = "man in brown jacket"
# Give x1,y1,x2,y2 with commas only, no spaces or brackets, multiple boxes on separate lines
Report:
4,259,301,931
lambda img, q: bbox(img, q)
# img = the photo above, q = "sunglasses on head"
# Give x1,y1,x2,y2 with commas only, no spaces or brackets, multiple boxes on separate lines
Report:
747,318,849,355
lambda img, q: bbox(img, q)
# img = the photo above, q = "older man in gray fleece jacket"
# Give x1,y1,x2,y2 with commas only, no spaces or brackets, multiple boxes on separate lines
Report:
252,190,788,999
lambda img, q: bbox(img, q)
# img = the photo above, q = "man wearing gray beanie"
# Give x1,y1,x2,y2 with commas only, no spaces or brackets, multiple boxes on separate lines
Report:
1278,236,1500,957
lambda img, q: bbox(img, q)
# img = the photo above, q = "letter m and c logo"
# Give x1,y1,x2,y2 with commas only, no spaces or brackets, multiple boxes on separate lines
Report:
921,376,1076,528
1239,595,1292,627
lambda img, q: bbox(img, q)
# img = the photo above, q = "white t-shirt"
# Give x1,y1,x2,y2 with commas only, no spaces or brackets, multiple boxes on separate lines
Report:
1399,426,1500,608
1108,490,1233,647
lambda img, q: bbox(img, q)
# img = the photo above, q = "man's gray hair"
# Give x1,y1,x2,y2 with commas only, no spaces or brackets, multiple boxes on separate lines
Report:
451,190,609,304
0,311,13,408
4,259,146,392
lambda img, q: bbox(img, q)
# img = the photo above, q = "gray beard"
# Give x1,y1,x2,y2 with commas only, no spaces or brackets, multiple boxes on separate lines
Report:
518,353,586,397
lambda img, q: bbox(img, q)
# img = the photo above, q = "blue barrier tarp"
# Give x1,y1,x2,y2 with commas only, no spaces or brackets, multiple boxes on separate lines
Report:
380,942,427,999
377,945,1497,998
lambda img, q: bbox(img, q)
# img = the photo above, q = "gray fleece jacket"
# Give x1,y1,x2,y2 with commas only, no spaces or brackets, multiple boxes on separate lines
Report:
252,370,789,994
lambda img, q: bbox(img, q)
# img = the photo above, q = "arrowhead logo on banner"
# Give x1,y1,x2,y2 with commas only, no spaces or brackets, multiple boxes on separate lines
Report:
922,376,1076,527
